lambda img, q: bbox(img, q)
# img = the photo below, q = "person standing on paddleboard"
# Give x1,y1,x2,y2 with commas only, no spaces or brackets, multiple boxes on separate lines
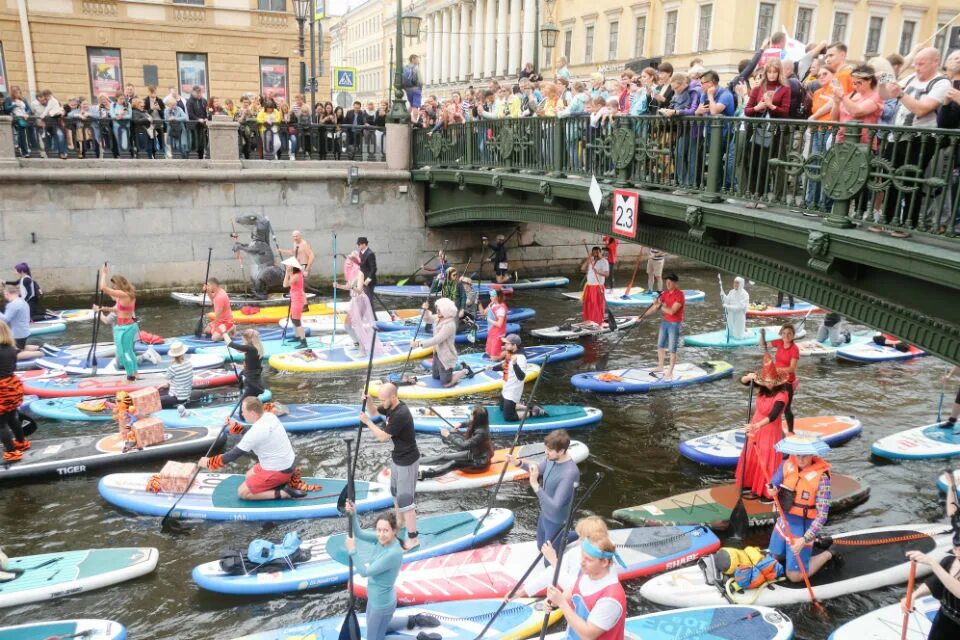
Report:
652,274,685,381
505,429,581,559
95,266,139,381
418,405,493,479
1,286,41,361
279,230,314,293
761,324,800,433
737,357,790,501
765,435,836,583
224,329,267,399
941,366,960,429
721,277,750,340
490,233,511,284
0,321,29,462
602,236,619,289
202,278,235,341
414,298,469,388
337,251,383,355
361,382,422,551
580,246,609,328
281,257,308,349
199,396,307,500
646,248,666,292
6,263,43,321
480,288,508,358
357,237,378,308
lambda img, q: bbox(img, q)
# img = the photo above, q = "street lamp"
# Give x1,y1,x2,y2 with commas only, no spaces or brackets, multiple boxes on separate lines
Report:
292,0,318,112
533,0,559,76
387,0,421,123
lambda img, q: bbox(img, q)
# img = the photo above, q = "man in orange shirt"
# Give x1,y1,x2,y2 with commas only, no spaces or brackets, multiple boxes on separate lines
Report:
806,68,837,209
203,278,235,341
824,42,853,94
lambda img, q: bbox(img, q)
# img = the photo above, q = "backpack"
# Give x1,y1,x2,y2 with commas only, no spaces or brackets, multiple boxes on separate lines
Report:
727,553,784,594
218,532,311,575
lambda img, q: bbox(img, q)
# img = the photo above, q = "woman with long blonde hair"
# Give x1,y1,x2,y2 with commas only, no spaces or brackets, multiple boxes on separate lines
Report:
0,321,29,461
96,266,139,380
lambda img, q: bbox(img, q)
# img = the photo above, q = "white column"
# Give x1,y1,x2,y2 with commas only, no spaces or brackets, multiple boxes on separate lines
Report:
459,3,471,81
484,0,496,77
432,13,442,84
495,0,508,76
472,0,485,80
508,0,521,76
450,4,461,84
521,0,535,69
425,13,434,85
441,9,452,83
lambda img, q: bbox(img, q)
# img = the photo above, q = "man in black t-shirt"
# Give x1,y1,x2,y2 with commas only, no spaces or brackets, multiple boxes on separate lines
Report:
361,382,422,549
490,234,510,284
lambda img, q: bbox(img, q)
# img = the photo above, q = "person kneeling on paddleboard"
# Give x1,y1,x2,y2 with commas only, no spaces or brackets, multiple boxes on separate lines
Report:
492,334,541,422
418,405,493,479
157,340,194,410
414,298,468,389
202,278,235,341
198,396,306,500
817,312,851,346
544,531,627,640
224,329,267,400
765,435,836,583
941,366,960,430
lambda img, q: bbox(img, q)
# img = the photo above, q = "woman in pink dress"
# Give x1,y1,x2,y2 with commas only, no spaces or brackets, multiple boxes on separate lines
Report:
282,257,307,349
481,288,508,358
736,356,790,500
337,251,383,355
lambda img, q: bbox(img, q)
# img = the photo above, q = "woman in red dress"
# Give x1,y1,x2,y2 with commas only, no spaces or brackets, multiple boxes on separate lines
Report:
481,288,508,358
736,355,790,500
282,257,307,349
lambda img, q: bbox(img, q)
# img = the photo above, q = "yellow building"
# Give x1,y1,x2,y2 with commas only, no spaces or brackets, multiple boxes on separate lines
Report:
329,0,388,106
0,0,330,104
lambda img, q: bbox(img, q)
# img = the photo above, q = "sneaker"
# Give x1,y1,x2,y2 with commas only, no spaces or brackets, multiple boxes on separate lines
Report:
13,440,30,451
2,450,22,462
813,535,833,552
177,404,187,418
408,614,440,629
297,340,308,349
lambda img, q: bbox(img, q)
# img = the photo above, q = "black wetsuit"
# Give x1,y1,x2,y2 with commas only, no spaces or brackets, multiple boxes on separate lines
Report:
227,342,265,398
419,421,492,478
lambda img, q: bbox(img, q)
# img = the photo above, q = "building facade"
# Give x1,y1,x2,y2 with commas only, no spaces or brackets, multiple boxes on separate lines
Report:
328,0,387,106
0,0,330,104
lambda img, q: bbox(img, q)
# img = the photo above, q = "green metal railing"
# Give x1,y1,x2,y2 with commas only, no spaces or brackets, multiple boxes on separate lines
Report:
412,115,960,239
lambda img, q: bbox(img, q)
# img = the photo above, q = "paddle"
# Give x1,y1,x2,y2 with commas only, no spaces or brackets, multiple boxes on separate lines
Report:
265,215,284,266
86,264,106,374
901,560,917,640
397,239,449,286
937,368,949,423
21,414,38,438
194,247,214,338
330,232,338,348
620,250,644,299
536,479,583,640
472,471,603,640
795,305,816,335
596,302,658,370
389,285,437,386
728,381,755,541
473,354,550,534
424,405,461,431
338,436,362,640
337,329,379,513
373,292,399,321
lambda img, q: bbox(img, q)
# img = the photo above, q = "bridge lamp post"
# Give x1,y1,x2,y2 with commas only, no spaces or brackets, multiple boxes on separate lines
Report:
387,1,422,123
532,0,559,76
293,0,310,92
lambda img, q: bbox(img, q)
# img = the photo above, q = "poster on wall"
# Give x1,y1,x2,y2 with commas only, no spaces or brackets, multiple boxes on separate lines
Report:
177,53,209,97
88,47,123,98
260,57,288,101
0,43,8,94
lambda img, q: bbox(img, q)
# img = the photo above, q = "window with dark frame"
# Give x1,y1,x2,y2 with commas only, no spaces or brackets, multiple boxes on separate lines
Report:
899,20,916,56
634,15,646,58
585,25,595,64
608,21,619,60
866,16,883,56
664,10,678,56
756,3,775,49
795,7,813,44
697,4,712,52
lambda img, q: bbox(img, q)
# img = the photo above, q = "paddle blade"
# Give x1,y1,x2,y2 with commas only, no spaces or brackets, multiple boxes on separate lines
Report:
336,486,349,514
21,415,37,438
728,497,749,540
339,608,361,640
396,278,409,286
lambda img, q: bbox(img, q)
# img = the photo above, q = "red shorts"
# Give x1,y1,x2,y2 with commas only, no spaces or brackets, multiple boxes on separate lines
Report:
215,321,235,335
245,464,293,494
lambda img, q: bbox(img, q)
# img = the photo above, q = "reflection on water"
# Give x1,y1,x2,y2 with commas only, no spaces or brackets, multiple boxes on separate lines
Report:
1,268,952,639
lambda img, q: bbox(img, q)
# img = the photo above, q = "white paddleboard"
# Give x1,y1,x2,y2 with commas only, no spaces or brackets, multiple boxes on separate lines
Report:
531,317,637,339
828,595,938,639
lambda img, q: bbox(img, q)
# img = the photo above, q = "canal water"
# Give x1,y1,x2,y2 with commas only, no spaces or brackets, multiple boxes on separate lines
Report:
1,267,951,639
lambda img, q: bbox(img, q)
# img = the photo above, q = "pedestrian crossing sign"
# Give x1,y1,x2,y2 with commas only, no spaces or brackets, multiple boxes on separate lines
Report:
334,67,357,90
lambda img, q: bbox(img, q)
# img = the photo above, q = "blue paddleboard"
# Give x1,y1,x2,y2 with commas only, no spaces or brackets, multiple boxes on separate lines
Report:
155,401,366,432
572,361,734,393
421,343,585,370
134,326,312,354
26,390,272,422
377,307,535,331
410,404,603,434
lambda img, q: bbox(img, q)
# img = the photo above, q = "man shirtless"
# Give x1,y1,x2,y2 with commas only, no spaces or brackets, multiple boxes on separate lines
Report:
279,230,315,278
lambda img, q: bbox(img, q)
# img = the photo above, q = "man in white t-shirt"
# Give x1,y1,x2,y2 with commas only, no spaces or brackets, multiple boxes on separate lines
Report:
199,397,303,500
492,334,529,421
883,47,950,229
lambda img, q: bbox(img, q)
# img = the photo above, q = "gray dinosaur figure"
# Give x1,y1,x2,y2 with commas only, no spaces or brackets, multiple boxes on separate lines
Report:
230,213,283,299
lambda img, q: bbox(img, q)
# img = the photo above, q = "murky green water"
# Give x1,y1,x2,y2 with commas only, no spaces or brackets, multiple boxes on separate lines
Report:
1,267,952,639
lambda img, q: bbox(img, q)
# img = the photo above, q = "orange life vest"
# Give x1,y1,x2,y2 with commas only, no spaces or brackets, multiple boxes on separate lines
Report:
779,456,831,520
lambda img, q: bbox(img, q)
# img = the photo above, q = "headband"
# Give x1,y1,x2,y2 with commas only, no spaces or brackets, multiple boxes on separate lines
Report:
581,538,626,567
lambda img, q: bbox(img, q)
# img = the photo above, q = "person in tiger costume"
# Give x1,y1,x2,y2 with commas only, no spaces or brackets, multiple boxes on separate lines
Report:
0,321,29,462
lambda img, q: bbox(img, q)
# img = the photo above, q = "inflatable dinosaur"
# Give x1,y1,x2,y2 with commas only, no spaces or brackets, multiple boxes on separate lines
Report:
231,213,283,299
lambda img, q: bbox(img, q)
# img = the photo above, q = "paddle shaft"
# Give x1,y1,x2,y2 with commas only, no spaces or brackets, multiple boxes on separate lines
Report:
796,304,816,333
901,560,917,640
396,283,437,382
622,249,644,297
87,264,107,372
537,478,584,640
398,240,449,286
728,382,755,540
195,247,214,336
604,298,658,354
331,233,338,348
348,329,380,489
718,274,731,344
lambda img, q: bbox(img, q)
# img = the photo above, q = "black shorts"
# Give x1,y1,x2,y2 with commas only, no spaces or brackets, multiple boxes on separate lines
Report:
956,386,960,405
495,268,508,276
14,338,26,351
290,318,302,328
500,396,520,422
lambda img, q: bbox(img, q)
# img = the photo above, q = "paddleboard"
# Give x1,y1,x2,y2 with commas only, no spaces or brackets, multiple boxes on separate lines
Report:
795,332,875,356
281,310,396,333
156,402,364,433
226,302,337,324
229,598,560,640
378,308,536,332
34,309,97,324
562,288,706,306
828,595,938,640
612,473,870,529
25,389,271,423
683,325,806,348
0,427,221,482
547,606,793,640
410,404,602,435
358,525,720,605
27,321,65,337
837,337,927,363
0,547,158,608
172,291,316,307
747,301,823,317
384,440,590,493
192,508,514,595
41,341,116,360
421,344,585,371
369,324,522,346
368,365,541,401
571,361,734,393
935,470,960,495
499,276,570,290
269,341,434,373
531,317,637,339
871,422,960,460
641,523,952,607
34,352,224,375
196,333,364,362
680,416,863,467
134,327,312,355
377,284,512,298
21,368,239,398
0,619,127,640
98,472,393,521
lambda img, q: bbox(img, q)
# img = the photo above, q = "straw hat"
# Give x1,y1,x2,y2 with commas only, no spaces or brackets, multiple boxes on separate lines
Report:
775,434,831,457
281,256,303,270
167,340,188,357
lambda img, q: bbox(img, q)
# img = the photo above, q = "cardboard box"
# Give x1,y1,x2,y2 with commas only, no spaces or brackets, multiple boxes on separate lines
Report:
159,460,198,494
128,387,161,417
133,417,165,448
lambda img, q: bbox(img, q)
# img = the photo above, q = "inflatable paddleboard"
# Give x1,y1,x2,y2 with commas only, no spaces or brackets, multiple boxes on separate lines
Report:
871,422,960,460
641,523,952,607
192,508,514,595
680,415,862,467
172,291,316,307
41,341,116,360
269,341,434,373
935,470,960,495
229,598,561,640
571,361,733,393
358,525,720,604
27,321,65,337
0,547,158,608
562,288,706,306
828,595,938,640
747,301,822,317
613,473,870,529
547,606,793,640
421,344,585,371
368,365,541,400
683,325,807,348
134,327,312,354
99,472,393,521
196,332,364,362
795,332,875,356
156,402,364,433
837,338,927,363
411,404,602,435
499,276,569,290
281,310,396,333
26,389,271,423
21,368,239,398
379,308,536,332
385,440,590,493
34,309,97,324
0,427,221,482
531,317,637,339
377,284,512,298
0,619,127,640
226,302,336,324
34,352,224,375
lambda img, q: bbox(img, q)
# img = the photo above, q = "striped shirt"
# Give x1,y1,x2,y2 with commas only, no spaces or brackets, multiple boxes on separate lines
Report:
165,360,194,400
